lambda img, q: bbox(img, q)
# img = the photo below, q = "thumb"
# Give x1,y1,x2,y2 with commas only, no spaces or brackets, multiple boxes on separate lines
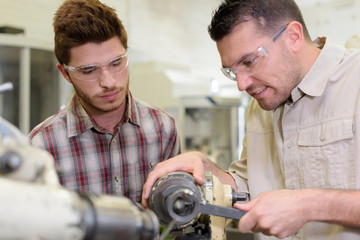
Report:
234,200,254,212
190,161,205,185
142,180,152,200
141,186,150,209
192,172,205,185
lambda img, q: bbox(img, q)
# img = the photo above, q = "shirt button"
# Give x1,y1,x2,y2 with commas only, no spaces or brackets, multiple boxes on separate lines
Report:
288,184,295,190
150,162,155,168
114,176,119,182
112,139,116,143
287,141,293,148
319,135,325,141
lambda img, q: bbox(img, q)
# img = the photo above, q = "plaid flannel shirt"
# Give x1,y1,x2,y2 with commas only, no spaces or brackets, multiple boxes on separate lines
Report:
30,92,181,202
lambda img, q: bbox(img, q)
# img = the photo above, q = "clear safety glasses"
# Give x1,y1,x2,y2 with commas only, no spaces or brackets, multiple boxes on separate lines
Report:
63,52,129,82
221,25,287,81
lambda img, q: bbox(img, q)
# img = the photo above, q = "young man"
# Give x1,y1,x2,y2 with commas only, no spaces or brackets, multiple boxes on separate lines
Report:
142,0,360,239
30,0,181,203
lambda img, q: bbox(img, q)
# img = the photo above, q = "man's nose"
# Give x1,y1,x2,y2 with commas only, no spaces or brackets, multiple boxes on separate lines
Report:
235,73,252,92
98,67,117,88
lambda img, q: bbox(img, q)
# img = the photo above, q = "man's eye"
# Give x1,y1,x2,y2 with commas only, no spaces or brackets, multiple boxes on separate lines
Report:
242,57,257,67
79,67,97,75
110,58,123,67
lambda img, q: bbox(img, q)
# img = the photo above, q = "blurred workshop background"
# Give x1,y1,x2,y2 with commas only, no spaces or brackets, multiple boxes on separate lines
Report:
0,0,359,170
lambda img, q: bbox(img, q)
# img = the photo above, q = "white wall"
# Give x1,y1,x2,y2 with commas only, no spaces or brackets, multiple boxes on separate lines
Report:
298,0,360,46
0,1,61,49
1,0,359,63
0,0,223,76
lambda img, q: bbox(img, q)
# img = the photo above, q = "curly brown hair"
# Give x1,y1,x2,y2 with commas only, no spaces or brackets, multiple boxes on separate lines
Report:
54,0,128,65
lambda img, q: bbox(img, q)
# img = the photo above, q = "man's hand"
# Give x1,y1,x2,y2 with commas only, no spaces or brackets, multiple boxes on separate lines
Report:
234,189,310,239
141,151,207,208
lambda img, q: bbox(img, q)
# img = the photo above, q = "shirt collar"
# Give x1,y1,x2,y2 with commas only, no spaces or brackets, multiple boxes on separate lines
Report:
122,91,141,127
66,91,140,137
66,95,94,137
290,37,346,103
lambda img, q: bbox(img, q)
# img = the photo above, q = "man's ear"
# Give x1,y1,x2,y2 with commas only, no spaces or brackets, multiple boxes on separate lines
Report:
285,21,304,53
57,63,72,84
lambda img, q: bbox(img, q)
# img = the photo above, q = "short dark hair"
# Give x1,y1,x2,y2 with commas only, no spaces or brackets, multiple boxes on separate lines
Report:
208,0,311,42
54,0,128,64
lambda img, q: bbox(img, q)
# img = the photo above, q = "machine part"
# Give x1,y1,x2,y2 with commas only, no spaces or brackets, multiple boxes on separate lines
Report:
0,150,22,173
233,191,249,203
202,172,247,240
149,171,205,228
0,177,159,240
81,194,159,240
0,117,60,186
149,171,248,239
0,116,160,240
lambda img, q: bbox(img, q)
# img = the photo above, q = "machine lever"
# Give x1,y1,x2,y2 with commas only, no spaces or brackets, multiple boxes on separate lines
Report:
199,202,246,220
